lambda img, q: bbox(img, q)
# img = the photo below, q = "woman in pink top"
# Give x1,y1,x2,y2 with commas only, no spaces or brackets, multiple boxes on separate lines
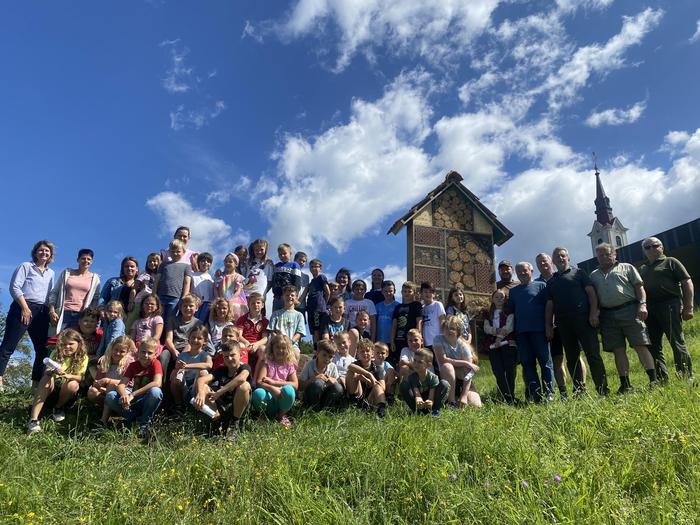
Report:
48,249,101,336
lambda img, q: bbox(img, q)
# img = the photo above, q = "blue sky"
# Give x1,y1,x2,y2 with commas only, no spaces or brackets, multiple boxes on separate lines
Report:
2,0,700,305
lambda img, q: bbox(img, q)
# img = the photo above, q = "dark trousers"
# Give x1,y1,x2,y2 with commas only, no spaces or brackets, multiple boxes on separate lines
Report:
647,298,693,379
490,345,518,403
399,379,449,412
557,314,609,395
0,301,50,381
303,380,344,410
516,332,554,400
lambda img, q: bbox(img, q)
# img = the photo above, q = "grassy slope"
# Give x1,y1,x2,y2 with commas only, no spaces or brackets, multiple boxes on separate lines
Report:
1,319,699,525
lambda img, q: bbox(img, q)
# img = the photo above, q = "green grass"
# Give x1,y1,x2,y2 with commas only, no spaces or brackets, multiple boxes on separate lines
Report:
2,319,700,524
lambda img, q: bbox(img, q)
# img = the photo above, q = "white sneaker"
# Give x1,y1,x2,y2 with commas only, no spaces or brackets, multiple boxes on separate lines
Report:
52,409,66,422
27,420,42,434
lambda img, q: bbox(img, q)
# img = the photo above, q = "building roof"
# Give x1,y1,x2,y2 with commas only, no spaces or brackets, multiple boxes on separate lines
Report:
594,168,616,226
387,170,513,246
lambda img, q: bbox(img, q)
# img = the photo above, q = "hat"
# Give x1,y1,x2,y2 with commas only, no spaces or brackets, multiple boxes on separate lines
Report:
498,259,513,268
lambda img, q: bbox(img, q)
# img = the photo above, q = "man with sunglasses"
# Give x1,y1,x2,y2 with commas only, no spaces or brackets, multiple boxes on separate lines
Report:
639,237,695,381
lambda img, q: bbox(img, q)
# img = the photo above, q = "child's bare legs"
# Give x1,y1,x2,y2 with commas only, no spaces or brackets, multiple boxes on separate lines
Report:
368,383,385,405
458,379,482,408
439,363,457,403
87,385,104,404
384,369,396,397
253,348,266,386
233,382,252,418
170,370,185,406
29,374,54,421
55,380,79,409
345,373,362,397
398,364,412,381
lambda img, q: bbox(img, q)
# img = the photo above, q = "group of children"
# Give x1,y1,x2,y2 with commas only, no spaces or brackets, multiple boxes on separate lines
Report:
26,233,486,439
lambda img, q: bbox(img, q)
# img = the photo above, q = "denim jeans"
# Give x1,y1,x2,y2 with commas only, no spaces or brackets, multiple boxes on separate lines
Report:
159,295,180,331
105,387,163,427
516,332,554,400
303,380,344,410
0,301,50,381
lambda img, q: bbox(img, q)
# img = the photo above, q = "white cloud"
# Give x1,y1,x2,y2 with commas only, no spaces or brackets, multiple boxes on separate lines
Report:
146,192,250,257
690,20,700,43
355,264,407,289
160,41,193,93
170,100,226,131
262,71,439,253
277,0,501,71
555,0,613,12
542,8,663,110
584,100,647,127
242,20,265,43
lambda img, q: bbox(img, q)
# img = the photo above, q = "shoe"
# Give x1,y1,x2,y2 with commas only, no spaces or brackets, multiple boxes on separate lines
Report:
27,420,41,435
138,425,151,441
377,404,386,418
52,409,66,422
225,426,239,442
278,415,292,428
431,409,441,417
448,401,458,410
616,384,634,395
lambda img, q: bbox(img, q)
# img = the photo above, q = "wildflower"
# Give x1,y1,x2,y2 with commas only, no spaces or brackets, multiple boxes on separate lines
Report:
449,473,458,482
553,475,562,483
521,480,529,489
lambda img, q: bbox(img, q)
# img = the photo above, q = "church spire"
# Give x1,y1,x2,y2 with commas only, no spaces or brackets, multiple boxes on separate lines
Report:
593,158,615,225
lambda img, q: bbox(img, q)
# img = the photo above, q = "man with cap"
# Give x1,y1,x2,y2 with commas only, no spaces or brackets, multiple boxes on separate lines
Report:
639,237,694,381
496,260,520,291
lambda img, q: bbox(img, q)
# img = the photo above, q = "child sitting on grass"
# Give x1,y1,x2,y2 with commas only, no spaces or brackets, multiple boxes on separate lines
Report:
251,333,298,427
208,297,234,348
398,329,428,381
300,339,343,411
332,331,354,389
268,285,306,361
373,342,396,402
349,310,371,354
105,337,163,440
96,300,126,357
399,348,450,417
433,316,481,408
88,335,134,424
346,338,387,418
163,294,205,366
235,292,269,374
171,325,213,413
193,340,252,440
27,329,88,434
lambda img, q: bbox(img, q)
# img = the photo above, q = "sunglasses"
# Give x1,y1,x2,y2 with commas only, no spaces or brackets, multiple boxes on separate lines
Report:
643,243,661,250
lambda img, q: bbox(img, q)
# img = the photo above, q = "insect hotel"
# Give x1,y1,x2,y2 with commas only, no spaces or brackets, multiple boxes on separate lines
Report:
388,171,513,315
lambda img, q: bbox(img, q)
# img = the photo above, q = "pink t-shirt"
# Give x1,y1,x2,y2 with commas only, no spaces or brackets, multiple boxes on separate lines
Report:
266,361,297,382
131,315,164,342
64,274,93,312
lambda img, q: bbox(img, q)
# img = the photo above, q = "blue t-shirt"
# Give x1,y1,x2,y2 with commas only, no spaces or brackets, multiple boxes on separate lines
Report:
507,281,548,334
375,300,399,343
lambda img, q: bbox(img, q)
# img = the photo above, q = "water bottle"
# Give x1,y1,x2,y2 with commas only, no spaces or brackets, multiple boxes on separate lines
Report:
190,397,217,418
464,370,475,381
43,357,62,371
175,369,185,382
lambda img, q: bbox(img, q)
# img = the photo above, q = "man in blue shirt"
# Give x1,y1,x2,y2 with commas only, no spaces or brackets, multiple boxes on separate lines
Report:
507,261,554,402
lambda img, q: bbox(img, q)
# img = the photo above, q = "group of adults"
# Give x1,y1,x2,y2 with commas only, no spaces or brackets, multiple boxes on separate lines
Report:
495,239,694,400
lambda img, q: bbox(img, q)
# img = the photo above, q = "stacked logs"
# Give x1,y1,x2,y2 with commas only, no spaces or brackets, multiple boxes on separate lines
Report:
446,234,492,291
432,190,473,231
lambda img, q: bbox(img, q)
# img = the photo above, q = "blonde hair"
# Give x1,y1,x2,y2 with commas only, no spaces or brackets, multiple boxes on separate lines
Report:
266,333,296,365
441,315,462,333
180,293,200,307
139,336,159,354
407,328,423,341
356,338,374,355
169,239,186,251
53,329,87,375
373,341,389,354
316,339,336,357
333,331,350,343
104,300,125,320
209,297,232,323
98,335,134,375
402,281,418,292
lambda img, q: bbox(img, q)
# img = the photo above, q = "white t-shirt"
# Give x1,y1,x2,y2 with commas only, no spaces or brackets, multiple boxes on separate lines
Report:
332,354,354,378
344,298,377,327
422,301,446,346
192,272,214,302
399,347,435,373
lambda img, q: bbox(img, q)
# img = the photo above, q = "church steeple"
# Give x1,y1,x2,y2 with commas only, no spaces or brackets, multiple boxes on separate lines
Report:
593,163,615,225
587,158,628,256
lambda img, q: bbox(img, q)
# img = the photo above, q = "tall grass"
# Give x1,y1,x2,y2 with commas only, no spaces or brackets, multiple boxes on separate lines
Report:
1,318,699,524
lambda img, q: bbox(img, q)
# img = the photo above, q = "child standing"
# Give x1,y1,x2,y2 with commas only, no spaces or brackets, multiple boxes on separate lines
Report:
391,281,423,368
215,253,248,322
349,310,372,355
433,316,481,408
364,268,385,304
234,246,249,276
268,285,306,360
345,280,377,340
27,329,88,433
270,243,302,312
294,251,309,320
399,348,450,416
483,289,517,404
104,337,163,440
420,282,446,349
446,285,472,343
398,329,427,381
299,339,343,411
127,252,161,329
163,294,204,368
318,297,349,341
375,280,399,345
130,294,165,346
300,259,330,344
155,240,192,328
334,268,352,300
172,325,213,412
332,332,354,389
243,239,274,308
88,335,135,424
192,252,215,322
96,300,126,357
346,338,387,417
193,340,252,440
251,334,298,427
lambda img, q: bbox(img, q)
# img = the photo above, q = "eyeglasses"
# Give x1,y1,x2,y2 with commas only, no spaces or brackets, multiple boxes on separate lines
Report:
643,243,661,250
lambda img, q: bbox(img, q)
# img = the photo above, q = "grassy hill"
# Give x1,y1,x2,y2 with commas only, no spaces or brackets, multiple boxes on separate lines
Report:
1,318,699,524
